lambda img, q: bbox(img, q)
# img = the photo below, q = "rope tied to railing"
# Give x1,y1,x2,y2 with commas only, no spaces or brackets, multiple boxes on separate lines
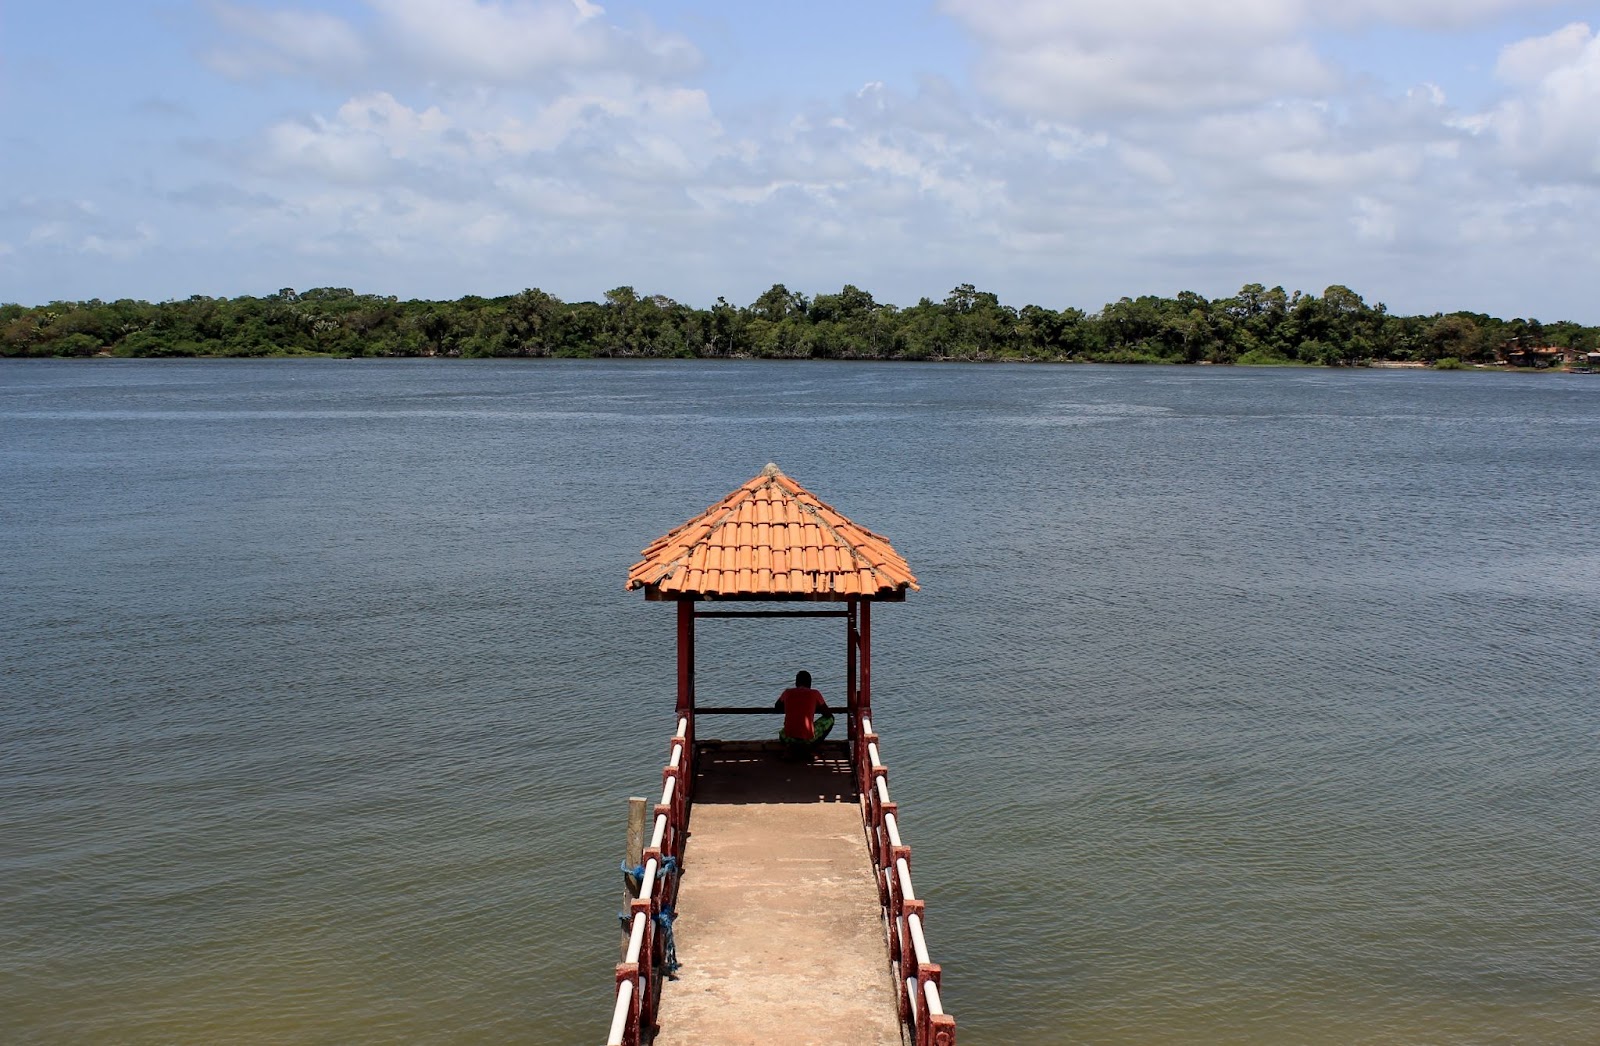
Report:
619,854,679,892
655,905,681,979
616,856,681,933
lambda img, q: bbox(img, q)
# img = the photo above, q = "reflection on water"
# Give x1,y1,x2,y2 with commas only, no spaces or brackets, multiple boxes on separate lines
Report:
3,359,1598,1044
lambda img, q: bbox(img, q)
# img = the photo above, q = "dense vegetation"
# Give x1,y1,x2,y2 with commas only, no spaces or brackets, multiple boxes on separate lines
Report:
4,283,1595,365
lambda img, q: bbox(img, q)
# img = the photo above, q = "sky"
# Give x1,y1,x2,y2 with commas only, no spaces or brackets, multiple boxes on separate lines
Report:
2,0,1597,321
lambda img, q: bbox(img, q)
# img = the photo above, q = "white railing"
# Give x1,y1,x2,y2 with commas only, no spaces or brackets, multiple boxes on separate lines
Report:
853,712,956,1045
604,715,692,1046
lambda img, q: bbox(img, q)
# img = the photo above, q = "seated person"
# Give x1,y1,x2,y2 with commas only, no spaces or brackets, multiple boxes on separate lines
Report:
775,670,834,759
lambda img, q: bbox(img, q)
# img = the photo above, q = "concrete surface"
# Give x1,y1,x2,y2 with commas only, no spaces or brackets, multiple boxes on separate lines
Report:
652,742,903,1046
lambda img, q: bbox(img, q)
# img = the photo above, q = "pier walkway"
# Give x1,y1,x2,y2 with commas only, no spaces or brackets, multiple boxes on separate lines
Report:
605,465,954,1045
652,742,901,1046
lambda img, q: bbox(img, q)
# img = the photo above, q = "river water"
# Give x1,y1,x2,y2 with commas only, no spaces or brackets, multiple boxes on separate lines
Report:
3,359,1598,1044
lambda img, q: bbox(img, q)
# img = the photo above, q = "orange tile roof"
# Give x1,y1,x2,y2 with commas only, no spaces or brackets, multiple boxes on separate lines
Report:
627,464,919,601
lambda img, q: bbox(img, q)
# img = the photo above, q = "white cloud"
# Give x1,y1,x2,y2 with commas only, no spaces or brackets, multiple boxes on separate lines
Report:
942,0,1335,118
1352,195,1398,241
25,216,154,258
338,91,451,146
259,91,465,182
206,4,369,79
369,0,612,80
227,184,518,260
1323,0,1571,30
1265,143,1423,187
942,0,1300,47
940,0,1579,120
27,222,70,246
208,0,699,86
1495,20,1592,83
989,37,1332,118
1116,144,1176,183
48,0,1564,322
262,112,393,183
84,223,157,258
1479,23,1600,181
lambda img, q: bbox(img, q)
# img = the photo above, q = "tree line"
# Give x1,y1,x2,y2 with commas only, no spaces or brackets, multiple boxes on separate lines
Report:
3,282,1595,366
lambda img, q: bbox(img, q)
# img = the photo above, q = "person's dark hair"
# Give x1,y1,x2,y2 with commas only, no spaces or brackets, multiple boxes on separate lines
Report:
795,670,812,688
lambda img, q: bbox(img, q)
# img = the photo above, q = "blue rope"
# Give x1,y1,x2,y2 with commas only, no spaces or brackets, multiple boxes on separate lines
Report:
620,855,679,892
617,856,681,935
655,905,681,978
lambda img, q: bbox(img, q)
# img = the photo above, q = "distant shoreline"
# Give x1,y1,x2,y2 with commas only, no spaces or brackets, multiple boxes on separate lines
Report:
3,353,1589,375
5,283,1596,369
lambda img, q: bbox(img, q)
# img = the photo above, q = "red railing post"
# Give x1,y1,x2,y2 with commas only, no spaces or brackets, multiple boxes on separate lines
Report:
654,794,677,867
678,716,695,809
900,895,924,978
627,895,653,1030
915,963,943,1046
614,958,641,1045
876,801,898,880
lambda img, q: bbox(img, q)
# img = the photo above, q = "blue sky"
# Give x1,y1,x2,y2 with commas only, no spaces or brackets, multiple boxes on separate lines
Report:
2,0,1597,321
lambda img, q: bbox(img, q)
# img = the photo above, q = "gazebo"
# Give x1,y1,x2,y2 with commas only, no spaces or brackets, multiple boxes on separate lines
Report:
626,462,918,745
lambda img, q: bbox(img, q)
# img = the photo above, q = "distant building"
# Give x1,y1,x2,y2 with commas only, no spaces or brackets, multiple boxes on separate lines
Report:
1503,344,1578,368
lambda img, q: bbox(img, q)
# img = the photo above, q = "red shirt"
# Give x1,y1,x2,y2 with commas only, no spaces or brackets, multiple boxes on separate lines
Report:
778,686,828,741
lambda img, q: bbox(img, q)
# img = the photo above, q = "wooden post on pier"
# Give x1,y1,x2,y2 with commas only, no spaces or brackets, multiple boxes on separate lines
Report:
620,796,647,957
676,598,694,716
858,598,872,717
846,600,858,742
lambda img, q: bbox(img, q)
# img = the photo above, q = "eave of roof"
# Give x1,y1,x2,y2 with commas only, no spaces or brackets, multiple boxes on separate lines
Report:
626,463,918,601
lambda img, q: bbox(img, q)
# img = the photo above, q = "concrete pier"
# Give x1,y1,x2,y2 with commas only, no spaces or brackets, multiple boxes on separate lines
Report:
651,742,902,1046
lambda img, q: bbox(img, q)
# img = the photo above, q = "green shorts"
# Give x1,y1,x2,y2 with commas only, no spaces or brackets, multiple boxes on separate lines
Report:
780,713,835,746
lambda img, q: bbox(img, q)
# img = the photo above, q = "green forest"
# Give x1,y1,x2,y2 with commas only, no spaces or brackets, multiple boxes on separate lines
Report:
3,282,1596,367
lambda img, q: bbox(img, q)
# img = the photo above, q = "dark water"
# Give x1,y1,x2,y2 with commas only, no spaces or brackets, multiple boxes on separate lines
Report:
3,359,1598,1045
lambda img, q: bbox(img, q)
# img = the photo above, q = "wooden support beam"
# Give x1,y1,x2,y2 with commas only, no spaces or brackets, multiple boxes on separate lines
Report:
846,599,858,745
693,609,850,618
859,599,872,715
676,598,695,716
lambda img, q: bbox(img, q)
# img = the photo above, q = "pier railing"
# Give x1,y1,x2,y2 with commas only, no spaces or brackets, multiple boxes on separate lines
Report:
855,713,957,1046
604,705,954,1045
605,715,694,1046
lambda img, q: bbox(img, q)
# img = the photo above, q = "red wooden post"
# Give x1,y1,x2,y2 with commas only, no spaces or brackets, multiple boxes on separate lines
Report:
669,736,688,816
859,599,872,717
846,599,858,744
878,802,899,870
614,961,640,1046
653,799,675,870
682,717,695,805
858,728,878,806
675,599,694,716
627,894,653,1032
663,757,687,867
915,962,943,1046
900,894,923,974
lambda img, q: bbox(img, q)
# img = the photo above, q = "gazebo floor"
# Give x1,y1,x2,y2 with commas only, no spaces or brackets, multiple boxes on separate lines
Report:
650,742,903,1046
